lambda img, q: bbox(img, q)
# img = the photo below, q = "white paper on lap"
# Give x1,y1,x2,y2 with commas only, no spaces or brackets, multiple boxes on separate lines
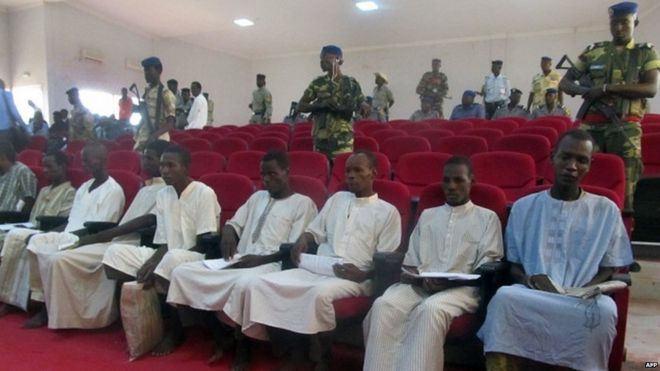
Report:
299,253,343,277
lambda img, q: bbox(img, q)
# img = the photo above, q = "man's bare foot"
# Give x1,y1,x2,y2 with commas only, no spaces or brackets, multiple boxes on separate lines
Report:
0,303,17,317
23,306,47,329
151,330,184,356
207,344,224,364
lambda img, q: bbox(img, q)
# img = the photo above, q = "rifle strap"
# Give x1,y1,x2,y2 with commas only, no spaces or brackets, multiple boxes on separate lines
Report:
155,84,164,131
620,47,640,117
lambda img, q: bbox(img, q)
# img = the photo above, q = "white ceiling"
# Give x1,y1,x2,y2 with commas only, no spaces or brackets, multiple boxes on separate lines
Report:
3,0,660,60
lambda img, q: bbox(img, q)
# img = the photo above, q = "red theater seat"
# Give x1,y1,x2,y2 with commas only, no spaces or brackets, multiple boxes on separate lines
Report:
512,126,558,147
462,128,504,148
108,150,141,175
227,150,266,188
289,137,314,152
199,173,255,227
354,136,379,152
18,150,43,167
394,152,451,198
108,169,143,212
492,134,551,180
471,151,536,203
289,175,327,210
642,133,660,176
288,151,330,185
381,136,431,167
432,135,488,156
250,137,288,152
189,151,225,179
178,138,212,153
212,138,249,159
478,119,519,134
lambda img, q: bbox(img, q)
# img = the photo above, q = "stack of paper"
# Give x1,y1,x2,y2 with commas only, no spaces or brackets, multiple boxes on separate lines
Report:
202,254,243,270
299,253,344,277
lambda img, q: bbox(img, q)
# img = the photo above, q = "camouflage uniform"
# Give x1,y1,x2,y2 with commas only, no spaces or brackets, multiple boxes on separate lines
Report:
302,74,364,159
250,87,273,124
416,71,448,118
530,70,562,111
574,39,660,212
134,83,176,151
68,105,95,142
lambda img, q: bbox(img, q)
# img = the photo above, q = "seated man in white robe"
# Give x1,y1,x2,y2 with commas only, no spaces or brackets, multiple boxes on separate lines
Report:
0,150,75,316
477,129,634,371
363,156,503,371
240,151,402,370
33,140,169,329
102,144,220,355
166,150,317,367
21,142,126,328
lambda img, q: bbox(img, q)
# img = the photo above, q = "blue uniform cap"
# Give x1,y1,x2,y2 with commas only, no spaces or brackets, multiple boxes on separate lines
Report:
141,56,162,69
321,45,342,57
510,88,523,95
609,2,638,17
463,90,477,97
545,88,558,94
541,56,552,61
65,87,78,95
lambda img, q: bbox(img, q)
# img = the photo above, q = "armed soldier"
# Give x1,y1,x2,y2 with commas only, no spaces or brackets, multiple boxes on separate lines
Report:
416,58,449,118
134,57,177,151
560,1,660,213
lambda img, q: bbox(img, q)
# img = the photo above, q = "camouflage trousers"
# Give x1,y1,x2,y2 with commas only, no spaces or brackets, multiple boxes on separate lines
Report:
580,121,643,213
432,100,444,119
249,114,268,125
313,118,354,160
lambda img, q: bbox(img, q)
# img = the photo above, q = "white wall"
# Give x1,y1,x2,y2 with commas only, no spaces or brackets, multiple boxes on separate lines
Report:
0,10,11,83
253,11,660,121
36,2,252,125
8,5,48,114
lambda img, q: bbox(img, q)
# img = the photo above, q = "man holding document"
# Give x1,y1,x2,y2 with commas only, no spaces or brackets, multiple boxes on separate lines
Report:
165,151,317,367
363,156,503,371
477,129,634,370
240,151,401,370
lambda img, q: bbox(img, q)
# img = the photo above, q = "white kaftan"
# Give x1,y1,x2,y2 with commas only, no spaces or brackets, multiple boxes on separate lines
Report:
102,181,220,281
477,190,633,371
240,192,401,340
363,202,503,371
39,179,165,329
167,192,317,326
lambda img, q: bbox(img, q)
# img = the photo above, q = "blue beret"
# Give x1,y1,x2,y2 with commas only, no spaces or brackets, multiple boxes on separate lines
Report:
65,87,78,95
463,90,476,97
141,56,162,69
321,45,342,57
609,2,638,17
545,88,558,94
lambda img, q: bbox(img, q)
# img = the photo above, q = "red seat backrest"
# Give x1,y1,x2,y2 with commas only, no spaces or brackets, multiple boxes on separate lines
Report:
212,137,249,159
400,122,432,135
394,152,452,198
462,128,505,148
373,179,411,238
250,137,288,152
527,117,567,134
288,151,330,185
189,151,226,180
195,132,223,143
29,166,48,191
289,137,314,152
497,116,528,126
471,151,536,203
479,119,519,134
512,126,558,147
440,120,474,134
226,131,255,143
354,136,379,152
26,136,47,152
642,133,660,176
492,134,551,179
359,122,391,137
108,169,143,212
227,150,266,188
108,150,142,175
18,149,43,167
67,168,91,188
371,129,408,148
381,136,431,166
199,173,255,227
642,123,660,135
178,138,212,153
289,175,327,210
433,135,488,156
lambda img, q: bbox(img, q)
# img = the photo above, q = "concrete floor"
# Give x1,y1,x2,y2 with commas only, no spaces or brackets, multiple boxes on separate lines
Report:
624,259,660,370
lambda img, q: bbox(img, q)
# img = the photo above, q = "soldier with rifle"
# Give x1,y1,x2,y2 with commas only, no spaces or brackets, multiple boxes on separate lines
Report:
133,57,177,151
560,1,660,213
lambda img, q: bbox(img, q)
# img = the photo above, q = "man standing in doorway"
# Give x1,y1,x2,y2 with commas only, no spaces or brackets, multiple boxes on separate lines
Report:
480,60,511,119
186,81,207,130
249,74,272,125
416,58,449,118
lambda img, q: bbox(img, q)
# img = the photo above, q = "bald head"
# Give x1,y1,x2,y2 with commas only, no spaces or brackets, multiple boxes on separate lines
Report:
81,142,108,177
